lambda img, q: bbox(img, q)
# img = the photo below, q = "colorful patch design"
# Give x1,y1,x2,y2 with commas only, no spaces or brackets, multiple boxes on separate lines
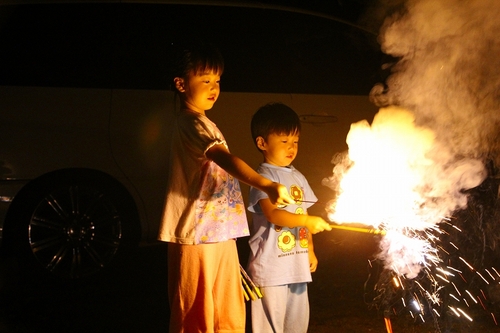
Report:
278,231,296,252
299,227,308,248
290,184,303,203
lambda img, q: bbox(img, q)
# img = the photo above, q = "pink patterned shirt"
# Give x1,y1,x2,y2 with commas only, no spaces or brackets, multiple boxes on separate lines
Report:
158,109,249,244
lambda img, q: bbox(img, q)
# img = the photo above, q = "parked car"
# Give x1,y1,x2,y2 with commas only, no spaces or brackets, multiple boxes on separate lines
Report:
0,0,382,278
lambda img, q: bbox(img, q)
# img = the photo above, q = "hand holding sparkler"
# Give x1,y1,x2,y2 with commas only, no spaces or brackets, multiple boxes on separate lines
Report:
266,181,295,206
303,215,332,234
270,199,331,233
279,200,384,235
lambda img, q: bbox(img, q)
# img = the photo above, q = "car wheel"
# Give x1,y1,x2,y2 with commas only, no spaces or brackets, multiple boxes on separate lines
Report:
3,169,140,279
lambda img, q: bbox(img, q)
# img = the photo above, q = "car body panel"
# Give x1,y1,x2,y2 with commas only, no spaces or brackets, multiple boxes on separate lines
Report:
0,1,382,251
0,86,378,241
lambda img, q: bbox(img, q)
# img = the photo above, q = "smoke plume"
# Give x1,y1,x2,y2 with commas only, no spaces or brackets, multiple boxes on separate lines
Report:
323,0,500,277
371,0,500,167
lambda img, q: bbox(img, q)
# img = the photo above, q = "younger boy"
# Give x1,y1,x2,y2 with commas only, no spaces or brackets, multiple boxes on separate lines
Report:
246,103,332,333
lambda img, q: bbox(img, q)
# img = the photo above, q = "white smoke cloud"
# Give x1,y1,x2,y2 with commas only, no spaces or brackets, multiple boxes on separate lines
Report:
371,0,500,166
324,0,500,277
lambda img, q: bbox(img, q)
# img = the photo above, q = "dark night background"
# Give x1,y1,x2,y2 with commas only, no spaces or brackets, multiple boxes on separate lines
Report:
1,1,500,332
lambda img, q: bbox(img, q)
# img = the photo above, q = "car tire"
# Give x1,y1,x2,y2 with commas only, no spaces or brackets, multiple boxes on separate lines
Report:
2,168,140,279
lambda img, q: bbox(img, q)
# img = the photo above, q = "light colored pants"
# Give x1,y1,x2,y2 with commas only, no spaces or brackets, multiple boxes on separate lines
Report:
251,283,309,333
168,240,245,333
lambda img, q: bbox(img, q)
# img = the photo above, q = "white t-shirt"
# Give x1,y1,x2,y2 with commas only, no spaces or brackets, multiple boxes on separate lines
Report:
247,163,317,286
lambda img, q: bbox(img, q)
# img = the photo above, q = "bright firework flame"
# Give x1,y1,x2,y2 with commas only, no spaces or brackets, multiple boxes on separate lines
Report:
321,105,499,327
325,106,435,229
323,106,485,278
322,0,500,327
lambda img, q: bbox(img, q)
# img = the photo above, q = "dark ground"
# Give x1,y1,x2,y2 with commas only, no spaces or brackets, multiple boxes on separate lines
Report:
0,230,499,333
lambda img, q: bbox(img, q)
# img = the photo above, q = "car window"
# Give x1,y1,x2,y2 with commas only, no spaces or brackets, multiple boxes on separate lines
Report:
0,3,383,94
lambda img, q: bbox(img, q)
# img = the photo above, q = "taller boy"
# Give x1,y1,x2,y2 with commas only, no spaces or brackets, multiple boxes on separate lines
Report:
158,44,293,333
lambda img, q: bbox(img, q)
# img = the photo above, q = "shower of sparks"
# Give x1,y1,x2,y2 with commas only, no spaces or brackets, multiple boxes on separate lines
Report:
362,214,500,327
322,106,500,327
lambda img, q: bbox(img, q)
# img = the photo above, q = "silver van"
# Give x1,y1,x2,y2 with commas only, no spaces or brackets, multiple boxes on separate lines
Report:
0,0,382,278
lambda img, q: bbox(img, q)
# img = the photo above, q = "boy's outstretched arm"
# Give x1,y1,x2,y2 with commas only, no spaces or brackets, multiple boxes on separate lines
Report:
258,198,332,234
206,143,294,206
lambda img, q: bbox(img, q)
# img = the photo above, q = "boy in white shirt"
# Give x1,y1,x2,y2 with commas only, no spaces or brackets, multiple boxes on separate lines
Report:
247,102,332,333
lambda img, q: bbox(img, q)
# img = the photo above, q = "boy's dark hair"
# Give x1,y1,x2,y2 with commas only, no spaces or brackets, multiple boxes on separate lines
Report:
169,43,224,91
251,103,301,149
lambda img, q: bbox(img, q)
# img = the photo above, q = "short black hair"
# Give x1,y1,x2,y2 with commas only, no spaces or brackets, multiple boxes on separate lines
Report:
251,103,301,149
169,43,224,91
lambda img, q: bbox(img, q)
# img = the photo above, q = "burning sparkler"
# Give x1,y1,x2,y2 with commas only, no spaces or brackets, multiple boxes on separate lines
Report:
322,103,499,330
320,0,500,329
329,223,386,236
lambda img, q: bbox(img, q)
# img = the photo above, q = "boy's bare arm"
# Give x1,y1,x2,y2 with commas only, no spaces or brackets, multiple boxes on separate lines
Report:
205,143,294,205
258,198,332,234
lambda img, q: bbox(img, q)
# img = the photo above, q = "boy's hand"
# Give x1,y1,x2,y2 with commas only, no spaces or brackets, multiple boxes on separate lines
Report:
266,182,295,206
305,216,332,234
309,250,318,272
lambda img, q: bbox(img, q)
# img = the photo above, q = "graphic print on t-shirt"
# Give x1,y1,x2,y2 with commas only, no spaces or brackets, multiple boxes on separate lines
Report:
276,184,309,252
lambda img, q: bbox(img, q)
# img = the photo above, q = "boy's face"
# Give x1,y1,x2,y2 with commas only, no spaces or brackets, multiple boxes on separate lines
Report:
256,132,299,167
174,70,220,114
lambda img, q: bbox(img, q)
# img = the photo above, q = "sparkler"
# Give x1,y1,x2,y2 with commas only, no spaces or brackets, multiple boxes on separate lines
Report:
277,199,319,208
329,223,386,236
240,265,263,301
321,106,500,330
295,200,318,204
318,0,500,331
